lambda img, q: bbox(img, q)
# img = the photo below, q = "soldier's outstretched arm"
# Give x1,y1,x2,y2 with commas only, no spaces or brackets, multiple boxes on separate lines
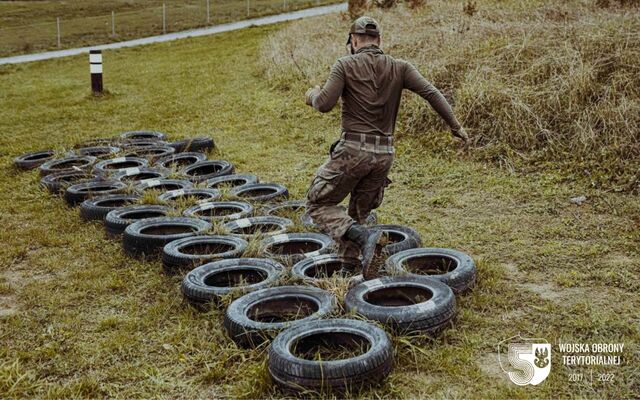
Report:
402,62,468,142
305,61,345,113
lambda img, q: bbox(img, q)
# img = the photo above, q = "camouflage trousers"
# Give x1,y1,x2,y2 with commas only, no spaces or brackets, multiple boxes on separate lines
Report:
306,135,394,258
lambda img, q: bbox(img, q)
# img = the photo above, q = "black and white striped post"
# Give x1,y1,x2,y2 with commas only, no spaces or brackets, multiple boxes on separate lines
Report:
89,50,103,94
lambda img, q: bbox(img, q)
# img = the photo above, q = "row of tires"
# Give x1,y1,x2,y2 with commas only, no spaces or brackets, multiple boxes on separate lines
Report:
14,131,477,392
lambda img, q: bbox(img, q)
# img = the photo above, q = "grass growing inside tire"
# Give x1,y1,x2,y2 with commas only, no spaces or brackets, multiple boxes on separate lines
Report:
1,3,639,398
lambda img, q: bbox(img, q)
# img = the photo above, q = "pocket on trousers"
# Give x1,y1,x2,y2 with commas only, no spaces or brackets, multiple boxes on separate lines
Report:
372,177,392,209
307,168,344,204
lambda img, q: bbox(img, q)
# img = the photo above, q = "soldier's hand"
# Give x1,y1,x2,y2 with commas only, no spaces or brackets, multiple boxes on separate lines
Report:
305,85,321,106
452,127,469,144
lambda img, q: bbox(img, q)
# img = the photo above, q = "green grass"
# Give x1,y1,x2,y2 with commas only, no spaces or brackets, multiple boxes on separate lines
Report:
0,0,339,57
0,15,639,399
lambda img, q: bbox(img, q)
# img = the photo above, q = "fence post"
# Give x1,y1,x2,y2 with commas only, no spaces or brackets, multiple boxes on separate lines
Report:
90,50,104,94
246,0,249,17
111,11,116,36
56,17,61,47
206,0,211,23
162,3,166,34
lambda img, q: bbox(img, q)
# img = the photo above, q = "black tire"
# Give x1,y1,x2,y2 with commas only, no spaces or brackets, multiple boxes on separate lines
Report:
300,207,377,229
162,235,248,274
76,146,121,159
112,167,170,183
64,179,127,206
204,174,259,189
124,145,175,162
222,216,292,238
122,217,211,258
121,139,169,149
371,224,422,256
262,200,306,218
181,258,285,306
224,285,336,348
120,130,167,141
79,194,140,221
231,183,289,202
93,157,149,175
14,150,55,170
134,179,194,193
39,155,97,177
182,160,234,183
155,152,207,170
261,233,334,264
169,137,215,153
104,205,172,237
183,201,253,223
345,276,456,335
291,255,363,283
40,171,97,194
157,188,221,204
268,318,394,392
384,248,477,294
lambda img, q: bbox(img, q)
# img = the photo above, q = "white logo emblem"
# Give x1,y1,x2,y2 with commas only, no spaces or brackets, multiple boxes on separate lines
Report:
498,335,551,385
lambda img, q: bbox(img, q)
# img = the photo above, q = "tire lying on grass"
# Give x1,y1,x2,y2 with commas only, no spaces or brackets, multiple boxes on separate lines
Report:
182,160,234,182
14,150,55,170
157,188,221,204
121,139,168,149
222,216,292,238
385,248,477,294
155,152,207,170
124,145,175,162
79,194,140,221
120,130,167,141
224,285,336,348
169,137,215,153
291,255,362,284
231,183,289,202
123,217,211,257
268,318,394,393
64,179,127,206
204,173,259,189
112,167,170,184
345,276,456,335
162,235,248,274
39,155,97,177
371,224,422,256
77,145,121,159
94,157,149,175
135,178,193,193
181,258,285,306
262,200,306,218
104,205,172,237
40,171,97,194
183,201,253,223
261,233,334,264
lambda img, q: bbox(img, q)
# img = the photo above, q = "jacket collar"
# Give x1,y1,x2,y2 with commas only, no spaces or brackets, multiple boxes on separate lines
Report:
355,44,384,55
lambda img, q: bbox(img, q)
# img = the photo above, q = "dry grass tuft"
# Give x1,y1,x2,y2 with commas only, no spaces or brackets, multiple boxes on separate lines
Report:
261,0,640,193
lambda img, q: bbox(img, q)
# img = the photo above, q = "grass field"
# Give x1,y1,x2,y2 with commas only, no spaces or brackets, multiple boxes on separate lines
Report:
0,0,339,56
1,3,639,399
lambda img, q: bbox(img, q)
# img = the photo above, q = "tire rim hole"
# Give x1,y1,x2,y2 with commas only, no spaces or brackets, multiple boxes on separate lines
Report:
169,193,215,201
179,243,235,255
27,153,52,160
122,173,161,182
239,188,277,197
247,296,318,323
292,332,371,361
211,179,248,188
405,255,458,275
382,231,406,243
196,206,241,217
234,223,281,235
52,160,88,169
140,225,197,235
106,161,141,169
305,261,358,279
122,211,165,220
188,165,222,176
96,199,133,207
268,241,322,255
204,269,267,287
78,185,118,192
144,184,184,192
364,286,433,307
166,157,198,168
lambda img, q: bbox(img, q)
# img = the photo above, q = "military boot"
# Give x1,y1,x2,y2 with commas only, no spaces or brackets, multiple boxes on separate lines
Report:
344,224,382,280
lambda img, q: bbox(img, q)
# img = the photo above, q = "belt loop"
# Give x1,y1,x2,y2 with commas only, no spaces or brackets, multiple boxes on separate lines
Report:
375,135,380,151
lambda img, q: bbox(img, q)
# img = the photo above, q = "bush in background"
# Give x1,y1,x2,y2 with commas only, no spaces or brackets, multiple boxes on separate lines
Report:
261,0,639,193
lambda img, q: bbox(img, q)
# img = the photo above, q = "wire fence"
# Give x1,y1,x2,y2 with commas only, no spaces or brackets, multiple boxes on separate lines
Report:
0,0,336,57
